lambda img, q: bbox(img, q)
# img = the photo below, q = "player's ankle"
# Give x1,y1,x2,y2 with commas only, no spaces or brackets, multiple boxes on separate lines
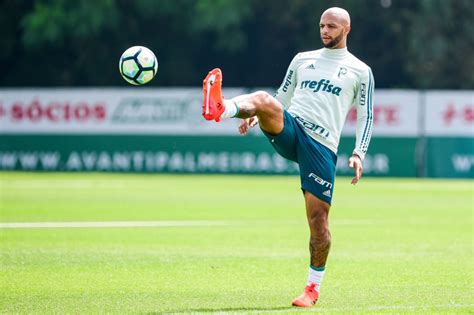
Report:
221,99,239,118
307,265,325,293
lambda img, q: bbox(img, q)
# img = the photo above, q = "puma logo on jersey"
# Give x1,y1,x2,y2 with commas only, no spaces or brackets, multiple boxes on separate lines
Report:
300,79,342,96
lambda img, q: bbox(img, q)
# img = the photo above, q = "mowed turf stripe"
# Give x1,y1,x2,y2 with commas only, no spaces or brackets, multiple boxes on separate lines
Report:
0,220,231,229
199,303,474,314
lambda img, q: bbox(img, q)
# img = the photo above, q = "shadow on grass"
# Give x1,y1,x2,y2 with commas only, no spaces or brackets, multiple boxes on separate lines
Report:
151,306,295,314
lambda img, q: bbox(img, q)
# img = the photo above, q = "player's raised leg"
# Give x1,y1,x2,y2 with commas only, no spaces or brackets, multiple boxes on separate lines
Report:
202,68,283,135
292,192,331,307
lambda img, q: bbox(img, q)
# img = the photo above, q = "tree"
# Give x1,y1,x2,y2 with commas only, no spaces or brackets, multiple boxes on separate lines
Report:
405,0,474,89
0,0,472,89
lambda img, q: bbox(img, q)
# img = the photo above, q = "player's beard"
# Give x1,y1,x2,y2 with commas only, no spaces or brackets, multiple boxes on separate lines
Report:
321,29,344,48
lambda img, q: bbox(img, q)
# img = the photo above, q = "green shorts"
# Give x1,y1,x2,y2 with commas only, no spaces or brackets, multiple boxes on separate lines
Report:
262,110,337,204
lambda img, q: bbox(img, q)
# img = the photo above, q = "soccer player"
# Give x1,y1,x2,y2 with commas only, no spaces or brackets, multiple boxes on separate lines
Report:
201,7,374,307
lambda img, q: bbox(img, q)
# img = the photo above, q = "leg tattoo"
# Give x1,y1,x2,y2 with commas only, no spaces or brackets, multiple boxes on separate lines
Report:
309,230,331,267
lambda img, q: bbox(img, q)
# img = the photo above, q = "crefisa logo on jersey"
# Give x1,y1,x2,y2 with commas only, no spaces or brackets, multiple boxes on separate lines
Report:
300,79,342,96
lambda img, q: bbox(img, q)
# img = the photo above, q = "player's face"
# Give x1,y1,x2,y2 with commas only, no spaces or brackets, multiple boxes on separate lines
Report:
320,27,345,48
319,16,348,49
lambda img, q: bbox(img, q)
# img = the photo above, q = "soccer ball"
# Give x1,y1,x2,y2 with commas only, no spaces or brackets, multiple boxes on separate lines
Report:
119,46,158,85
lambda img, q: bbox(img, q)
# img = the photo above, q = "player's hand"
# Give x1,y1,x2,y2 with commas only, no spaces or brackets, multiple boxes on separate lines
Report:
239,117,259,135
348,154,363,185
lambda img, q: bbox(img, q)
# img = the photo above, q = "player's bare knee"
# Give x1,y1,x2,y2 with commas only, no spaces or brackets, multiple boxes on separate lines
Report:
252,91,280,112
308,206,329,230
250,91,269,107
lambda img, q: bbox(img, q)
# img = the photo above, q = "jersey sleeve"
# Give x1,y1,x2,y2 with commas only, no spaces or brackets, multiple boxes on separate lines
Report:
353,67,374,160
274,54,300,109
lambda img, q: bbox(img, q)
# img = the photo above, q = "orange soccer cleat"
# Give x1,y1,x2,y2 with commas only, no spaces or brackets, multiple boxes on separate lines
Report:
291,283,319,307
202,68,225,122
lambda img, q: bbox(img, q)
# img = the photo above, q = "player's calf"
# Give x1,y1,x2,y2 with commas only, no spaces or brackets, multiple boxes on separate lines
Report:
201,69,283,134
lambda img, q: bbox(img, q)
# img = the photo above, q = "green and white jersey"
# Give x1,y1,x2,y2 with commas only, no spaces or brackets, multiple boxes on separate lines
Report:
275,47,374,160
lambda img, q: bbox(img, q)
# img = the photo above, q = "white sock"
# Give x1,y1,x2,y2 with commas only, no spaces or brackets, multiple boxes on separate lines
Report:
221,99,239,118
307,265,325,292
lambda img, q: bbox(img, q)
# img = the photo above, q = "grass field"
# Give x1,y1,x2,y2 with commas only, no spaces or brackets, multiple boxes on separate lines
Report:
0,172,472,314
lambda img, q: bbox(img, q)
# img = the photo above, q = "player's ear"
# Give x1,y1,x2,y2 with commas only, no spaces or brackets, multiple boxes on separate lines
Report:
345,24,351,35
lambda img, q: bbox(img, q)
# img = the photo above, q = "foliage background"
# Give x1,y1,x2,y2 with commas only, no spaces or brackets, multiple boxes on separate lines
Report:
1,0,473,89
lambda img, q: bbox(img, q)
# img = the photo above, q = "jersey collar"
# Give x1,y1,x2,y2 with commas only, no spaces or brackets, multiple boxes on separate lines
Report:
320,47,349,58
